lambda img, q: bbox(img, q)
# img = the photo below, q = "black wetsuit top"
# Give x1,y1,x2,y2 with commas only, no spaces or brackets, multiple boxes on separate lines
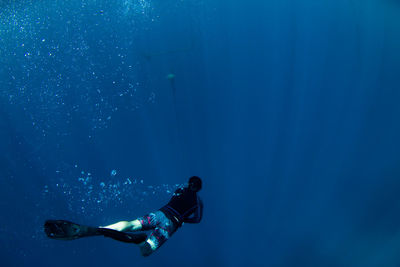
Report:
160,187,203,228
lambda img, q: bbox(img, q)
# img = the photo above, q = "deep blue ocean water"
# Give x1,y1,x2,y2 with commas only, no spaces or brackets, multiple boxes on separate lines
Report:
1,0,400,266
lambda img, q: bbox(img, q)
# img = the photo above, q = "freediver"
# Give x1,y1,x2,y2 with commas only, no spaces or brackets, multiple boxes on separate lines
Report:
44,176,203,257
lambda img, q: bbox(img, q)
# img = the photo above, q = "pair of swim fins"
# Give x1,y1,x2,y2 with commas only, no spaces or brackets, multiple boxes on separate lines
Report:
44,220,147,244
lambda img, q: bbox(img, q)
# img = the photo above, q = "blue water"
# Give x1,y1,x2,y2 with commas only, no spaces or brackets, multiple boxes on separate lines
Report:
1,0,400,266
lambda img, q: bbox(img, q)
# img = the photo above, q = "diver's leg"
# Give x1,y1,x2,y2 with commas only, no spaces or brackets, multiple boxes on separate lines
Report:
102,220,142,232
136,212,159,231
140,227,166,256
103,212,159,232
139,211,176,257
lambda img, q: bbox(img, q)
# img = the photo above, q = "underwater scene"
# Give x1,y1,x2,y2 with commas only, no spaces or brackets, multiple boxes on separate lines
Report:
1,0,400,266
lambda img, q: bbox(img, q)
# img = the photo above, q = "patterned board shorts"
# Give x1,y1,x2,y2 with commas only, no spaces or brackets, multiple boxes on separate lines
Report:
138,210,177,253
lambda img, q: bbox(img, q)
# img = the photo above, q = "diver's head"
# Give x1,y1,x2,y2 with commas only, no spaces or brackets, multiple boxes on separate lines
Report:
188,176,202,192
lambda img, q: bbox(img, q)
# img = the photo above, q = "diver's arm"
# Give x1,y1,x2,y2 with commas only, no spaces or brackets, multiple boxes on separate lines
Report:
185,198,203,224
102,219,142,232
198,198,203,221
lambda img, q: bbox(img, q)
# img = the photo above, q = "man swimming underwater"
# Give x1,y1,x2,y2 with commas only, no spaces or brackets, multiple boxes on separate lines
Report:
44,176,203,257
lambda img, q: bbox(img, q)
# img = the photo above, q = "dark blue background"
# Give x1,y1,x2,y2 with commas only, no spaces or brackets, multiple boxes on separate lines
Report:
1,0,400,266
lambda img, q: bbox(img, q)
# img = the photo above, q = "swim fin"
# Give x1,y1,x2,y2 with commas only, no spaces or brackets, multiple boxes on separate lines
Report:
44,220,100,240
44,220,147,244
97,228,147,244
